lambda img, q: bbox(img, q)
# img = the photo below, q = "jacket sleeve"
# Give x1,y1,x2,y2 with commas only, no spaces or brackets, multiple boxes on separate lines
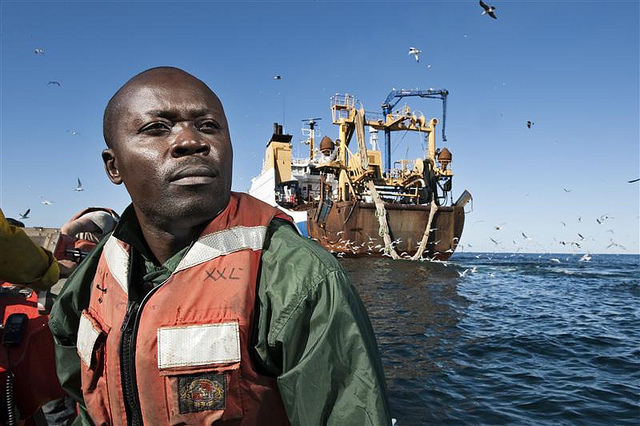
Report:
49,238,107,426
0,208,60,289
256,221,391,425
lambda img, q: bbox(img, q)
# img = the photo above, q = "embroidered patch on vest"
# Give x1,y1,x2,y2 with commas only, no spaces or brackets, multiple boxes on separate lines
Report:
178,373,226,413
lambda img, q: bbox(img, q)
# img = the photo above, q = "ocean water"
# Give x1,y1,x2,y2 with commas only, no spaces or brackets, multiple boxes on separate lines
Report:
341,253,640,425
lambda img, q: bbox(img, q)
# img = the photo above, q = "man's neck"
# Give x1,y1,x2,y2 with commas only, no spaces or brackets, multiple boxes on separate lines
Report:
136,213,209,265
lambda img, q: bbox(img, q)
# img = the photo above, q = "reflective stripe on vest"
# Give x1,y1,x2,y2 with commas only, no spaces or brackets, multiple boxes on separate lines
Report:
175,225,268,272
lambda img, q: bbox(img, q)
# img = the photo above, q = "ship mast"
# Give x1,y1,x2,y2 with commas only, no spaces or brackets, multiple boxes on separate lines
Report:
302,118,322,160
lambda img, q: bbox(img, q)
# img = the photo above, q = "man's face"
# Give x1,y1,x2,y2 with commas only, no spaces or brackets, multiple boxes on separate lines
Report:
103,70,233,229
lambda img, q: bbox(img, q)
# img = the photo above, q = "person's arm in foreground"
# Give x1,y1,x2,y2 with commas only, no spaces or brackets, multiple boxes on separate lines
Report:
49,237,108,426
256,220,392,425
0,208,60,289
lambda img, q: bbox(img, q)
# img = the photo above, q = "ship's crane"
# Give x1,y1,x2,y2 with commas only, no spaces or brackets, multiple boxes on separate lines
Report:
381,88,448,172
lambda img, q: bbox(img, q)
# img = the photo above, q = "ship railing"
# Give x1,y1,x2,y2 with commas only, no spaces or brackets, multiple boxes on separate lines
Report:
331,93,357,123
330,93,356,109
365,111,384,122
367,185,421,204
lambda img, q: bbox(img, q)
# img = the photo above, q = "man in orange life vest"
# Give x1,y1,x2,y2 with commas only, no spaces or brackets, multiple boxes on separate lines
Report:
49,67,391,425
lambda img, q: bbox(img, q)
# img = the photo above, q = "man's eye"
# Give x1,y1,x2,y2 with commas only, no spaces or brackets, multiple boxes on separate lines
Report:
198,120,220,132
140,122,170,134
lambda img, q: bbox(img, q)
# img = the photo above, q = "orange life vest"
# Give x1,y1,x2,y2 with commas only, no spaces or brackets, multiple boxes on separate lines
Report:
0,283,68,421
78,193,291,425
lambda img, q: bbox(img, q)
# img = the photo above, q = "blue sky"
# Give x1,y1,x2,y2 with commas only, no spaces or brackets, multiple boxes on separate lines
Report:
1,1,638,254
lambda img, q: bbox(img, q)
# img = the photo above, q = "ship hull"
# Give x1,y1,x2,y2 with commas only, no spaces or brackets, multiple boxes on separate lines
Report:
307,201,465,260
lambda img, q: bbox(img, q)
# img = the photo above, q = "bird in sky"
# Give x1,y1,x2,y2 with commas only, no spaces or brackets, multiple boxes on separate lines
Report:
408,47,421,62
578,233,585,240
563,188,572,192
48,81,62,87
34,48,45,55
628,178,640,183
66,130,80,136
18,209,30,219
74,178,84,192
479,0,498,19
490,237,499,245
40,196,53,205
521,232,531,240
273,75,282,80
607,240,626,250
527,120,534,128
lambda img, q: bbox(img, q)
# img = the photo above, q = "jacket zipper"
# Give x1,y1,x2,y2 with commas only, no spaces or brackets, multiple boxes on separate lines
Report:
120,301,141,425
120,283,164,425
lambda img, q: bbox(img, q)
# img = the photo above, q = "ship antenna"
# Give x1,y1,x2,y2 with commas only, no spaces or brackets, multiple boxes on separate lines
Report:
302,118,322,160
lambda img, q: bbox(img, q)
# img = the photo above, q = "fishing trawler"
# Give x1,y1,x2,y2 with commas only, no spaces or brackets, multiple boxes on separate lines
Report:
248,89,471,260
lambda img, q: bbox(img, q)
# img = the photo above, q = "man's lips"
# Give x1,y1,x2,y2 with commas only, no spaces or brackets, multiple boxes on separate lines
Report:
169,164,217,186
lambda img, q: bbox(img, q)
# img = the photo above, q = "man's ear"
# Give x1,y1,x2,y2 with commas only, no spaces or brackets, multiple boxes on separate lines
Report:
102,148,123,184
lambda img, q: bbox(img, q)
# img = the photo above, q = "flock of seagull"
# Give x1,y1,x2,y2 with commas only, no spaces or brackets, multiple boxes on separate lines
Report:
22,1,637,258
407,3,535,129
473,211,630,258
17,179,83,221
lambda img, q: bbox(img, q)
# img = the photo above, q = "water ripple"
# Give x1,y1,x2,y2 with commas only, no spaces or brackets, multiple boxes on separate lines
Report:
342,253,640,425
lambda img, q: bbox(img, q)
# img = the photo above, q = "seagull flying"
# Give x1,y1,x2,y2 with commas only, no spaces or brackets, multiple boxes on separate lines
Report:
527,120,534,129
273,75,282,80
48,81,62,87
74,178,84,192
34,48,45,55
607,240,626,250
408,47,421,62
18,209,30,219
40,196,53,205
628,178,640,183
479,0,497,19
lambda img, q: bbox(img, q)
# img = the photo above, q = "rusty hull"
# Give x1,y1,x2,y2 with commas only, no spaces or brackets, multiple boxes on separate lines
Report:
307,201,465,260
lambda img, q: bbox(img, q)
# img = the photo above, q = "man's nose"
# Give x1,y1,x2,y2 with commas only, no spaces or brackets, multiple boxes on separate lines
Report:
170,125,211,157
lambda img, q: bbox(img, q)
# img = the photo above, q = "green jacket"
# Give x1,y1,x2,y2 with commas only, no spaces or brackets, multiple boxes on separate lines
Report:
49,207,391,425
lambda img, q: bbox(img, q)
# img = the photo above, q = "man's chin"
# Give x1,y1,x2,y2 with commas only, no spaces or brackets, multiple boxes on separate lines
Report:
141,194,229,229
